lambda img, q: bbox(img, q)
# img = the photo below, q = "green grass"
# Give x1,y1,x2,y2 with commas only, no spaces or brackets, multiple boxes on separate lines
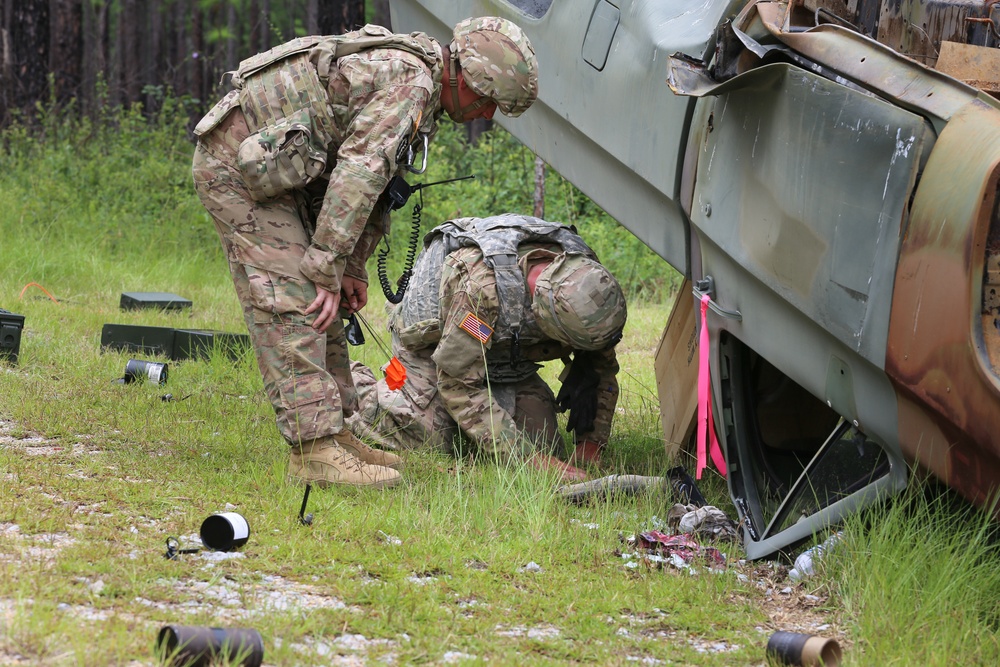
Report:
824,486,1000,665
1,108,998,665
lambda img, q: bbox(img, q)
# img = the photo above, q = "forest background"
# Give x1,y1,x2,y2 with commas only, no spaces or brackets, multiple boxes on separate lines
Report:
0,0,676,300
3,0,386,128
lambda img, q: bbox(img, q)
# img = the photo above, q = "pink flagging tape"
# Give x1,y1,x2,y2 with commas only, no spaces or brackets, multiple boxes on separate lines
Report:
696,293,727,479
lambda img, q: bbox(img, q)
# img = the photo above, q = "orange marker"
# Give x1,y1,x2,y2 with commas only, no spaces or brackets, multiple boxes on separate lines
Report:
385,357,406,390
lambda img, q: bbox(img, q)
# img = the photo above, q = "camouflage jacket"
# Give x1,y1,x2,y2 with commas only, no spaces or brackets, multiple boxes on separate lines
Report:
398,244,621,446
308,26,444,289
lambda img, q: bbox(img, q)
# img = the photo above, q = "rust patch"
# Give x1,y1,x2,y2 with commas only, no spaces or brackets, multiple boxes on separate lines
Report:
887,100,1000,507
936,41,1000,95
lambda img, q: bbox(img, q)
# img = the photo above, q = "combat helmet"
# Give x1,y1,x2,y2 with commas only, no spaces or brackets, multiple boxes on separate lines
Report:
531,254,627,350
447,16,538,118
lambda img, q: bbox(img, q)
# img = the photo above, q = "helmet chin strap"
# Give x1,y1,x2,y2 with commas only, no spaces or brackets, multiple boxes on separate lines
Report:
446,51,492,122
446,54,465,123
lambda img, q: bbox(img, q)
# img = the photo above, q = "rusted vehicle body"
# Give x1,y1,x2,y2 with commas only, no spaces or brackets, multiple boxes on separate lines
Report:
389,0,1000,558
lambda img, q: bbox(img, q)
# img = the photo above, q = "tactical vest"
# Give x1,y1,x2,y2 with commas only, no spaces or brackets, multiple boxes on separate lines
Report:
395,215,596,380
232,25,440,136
193,25,442,201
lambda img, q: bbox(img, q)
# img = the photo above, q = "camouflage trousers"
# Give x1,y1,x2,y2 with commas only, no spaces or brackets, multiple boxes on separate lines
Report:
192,108,356,447
348,338,562,458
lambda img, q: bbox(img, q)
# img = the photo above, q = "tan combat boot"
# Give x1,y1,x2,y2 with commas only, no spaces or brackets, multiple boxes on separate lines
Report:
288,437,401,489
334,429,404,470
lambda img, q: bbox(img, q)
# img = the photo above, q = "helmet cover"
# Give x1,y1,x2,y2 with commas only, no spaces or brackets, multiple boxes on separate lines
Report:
531,254,627,350
451,16,538,116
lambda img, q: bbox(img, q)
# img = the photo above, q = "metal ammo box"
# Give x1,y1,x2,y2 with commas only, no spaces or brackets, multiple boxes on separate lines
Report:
101,324,250,361
119,292,193,311
0,308,25,364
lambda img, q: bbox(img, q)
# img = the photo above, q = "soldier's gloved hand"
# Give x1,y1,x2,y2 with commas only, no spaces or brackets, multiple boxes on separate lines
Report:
556,353,600,434
344,313,365,346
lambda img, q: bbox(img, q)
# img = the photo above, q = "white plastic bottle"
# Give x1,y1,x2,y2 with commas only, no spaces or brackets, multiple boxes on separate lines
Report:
788,532,842,582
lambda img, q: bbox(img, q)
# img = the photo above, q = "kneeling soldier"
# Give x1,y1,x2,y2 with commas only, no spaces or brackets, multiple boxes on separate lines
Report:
350,214,627,481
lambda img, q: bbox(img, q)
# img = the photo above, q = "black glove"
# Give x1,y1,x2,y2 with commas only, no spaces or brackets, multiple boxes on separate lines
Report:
556,353,601,434
345,313,365,346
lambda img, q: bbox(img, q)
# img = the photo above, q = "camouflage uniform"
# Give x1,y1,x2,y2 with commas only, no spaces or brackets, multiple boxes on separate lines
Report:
191,26,445,447
349,216,625,460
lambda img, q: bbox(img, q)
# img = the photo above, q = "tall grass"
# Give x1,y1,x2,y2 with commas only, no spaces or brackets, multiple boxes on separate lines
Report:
825,483,1000,665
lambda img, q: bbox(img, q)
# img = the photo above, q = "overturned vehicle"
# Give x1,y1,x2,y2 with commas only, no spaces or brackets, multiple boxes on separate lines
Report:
390,0,1000,558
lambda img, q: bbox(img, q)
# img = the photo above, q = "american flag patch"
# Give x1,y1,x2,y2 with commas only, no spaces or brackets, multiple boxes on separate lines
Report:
459,312,493,343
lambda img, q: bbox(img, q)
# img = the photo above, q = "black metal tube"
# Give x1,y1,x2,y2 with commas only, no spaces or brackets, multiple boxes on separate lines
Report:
156,625,264,667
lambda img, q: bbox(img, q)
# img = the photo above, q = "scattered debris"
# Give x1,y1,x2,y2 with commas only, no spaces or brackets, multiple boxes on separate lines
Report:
442,651,478,663
557,475,668,503
621,531,726,571
767,631,842,666
666,466,708,506
494,624,561,640
666,504,740,541
519,561,543,573
377,531,401,545
789,533,843,582
407,570,447,586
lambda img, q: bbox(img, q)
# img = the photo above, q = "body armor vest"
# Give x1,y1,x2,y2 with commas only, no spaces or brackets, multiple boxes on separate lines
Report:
397,215,596,380
231,25,440,136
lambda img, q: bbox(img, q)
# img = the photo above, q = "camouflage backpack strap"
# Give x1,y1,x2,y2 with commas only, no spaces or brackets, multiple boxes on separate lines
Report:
546,225,597,260
309,25,440,85
473,215,529,349
396,215,593,354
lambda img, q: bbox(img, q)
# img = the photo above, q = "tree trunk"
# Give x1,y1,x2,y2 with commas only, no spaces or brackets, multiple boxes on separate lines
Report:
191,0,204,104
6,0,49,121
306,0,318,35
466,118,492,145
81,0,109,116
121,0,140,103
109,1,122,105
1,0,13,122
533,155,546,219
146,0,162,113
372,0,391,29
249,0,261,52
260,0,270,50
49,0,82,109
226,0,237,70
174,0,188,98
319,0,365,35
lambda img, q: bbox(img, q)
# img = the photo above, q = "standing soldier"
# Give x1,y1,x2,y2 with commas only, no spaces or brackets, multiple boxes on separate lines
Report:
191,18,538,489
349,215,627,481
